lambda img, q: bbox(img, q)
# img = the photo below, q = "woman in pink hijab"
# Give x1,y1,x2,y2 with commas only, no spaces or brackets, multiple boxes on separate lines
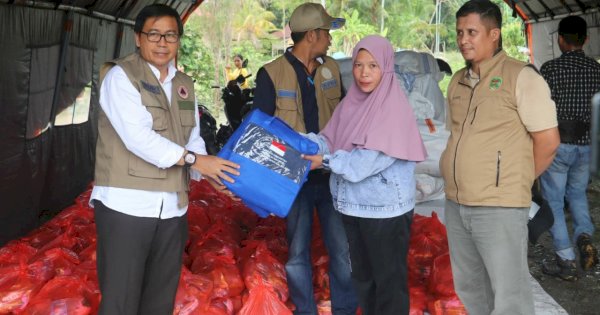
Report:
303,35,426,315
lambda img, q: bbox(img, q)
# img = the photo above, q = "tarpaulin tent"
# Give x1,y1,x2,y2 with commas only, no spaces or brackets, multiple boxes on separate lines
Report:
0,0,204,246
503,0,599,67
0,0,597,247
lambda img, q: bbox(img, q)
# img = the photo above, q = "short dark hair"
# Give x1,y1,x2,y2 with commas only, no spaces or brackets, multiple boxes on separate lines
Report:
291,31,308,44
134,4,184,36
559,16,587,46
456,0,502,30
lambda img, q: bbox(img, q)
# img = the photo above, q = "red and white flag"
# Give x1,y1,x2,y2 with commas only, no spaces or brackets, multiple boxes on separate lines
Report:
270,140,286,156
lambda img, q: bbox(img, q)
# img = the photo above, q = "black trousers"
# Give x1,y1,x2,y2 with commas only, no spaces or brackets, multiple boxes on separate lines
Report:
94,201,188,315
342,210,413,315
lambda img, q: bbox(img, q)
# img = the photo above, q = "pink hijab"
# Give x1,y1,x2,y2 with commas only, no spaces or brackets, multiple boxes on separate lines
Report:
320,35,427,161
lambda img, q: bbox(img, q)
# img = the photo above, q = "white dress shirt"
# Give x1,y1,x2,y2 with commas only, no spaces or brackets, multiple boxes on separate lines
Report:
90,61,206,219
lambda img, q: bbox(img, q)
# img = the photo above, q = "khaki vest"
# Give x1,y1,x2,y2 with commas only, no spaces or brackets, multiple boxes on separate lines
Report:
263,55,342,132
95,53,196,208
440,51,534,207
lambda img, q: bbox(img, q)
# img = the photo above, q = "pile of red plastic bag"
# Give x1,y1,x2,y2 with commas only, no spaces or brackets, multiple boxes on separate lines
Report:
0,179,465,314
408,212,466,315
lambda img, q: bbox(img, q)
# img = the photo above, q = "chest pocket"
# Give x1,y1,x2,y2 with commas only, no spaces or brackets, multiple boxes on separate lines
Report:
144,99,169,132
179,109,196,143
275,89,304,130
275,90,299,111
321,79,341,101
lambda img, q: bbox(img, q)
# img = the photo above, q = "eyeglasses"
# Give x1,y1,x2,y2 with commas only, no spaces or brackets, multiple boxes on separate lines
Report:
140,31,179,43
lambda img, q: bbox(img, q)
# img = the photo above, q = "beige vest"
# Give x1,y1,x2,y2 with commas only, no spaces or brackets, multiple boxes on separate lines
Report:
95,53,196,208
440,51,534,207
263,55,342,132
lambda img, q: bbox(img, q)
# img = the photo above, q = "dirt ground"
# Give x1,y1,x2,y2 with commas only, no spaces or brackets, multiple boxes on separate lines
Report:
528,180,600,315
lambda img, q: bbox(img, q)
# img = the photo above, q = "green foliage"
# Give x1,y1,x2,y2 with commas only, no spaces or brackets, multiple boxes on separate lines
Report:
179,0,532,115
178,23,215,107
331,9,380,56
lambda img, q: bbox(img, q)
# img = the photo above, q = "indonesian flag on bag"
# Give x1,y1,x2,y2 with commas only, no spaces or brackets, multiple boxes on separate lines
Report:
270,141,286,156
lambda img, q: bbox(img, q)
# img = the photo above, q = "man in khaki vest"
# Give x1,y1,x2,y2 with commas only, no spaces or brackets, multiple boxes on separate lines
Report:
440,1,559,314
253,3,357,315
91,4,239,314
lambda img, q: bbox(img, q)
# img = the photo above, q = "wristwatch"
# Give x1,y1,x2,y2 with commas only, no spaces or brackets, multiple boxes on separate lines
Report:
183,151,196,168
322,155,331,170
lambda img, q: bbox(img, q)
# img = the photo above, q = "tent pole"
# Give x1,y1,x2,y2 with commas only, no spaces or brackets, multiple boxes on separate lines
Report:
48,9,74,130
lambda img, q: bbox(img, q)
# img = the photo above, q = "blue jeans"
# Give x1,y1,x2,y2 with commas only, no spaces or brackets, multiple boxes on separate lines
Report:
285,181,358,315
540,144,595,260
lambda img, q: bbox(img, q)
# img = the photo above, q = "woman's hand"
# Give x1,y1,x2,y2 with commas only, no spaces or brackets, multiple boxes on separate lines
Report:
302,154,323,170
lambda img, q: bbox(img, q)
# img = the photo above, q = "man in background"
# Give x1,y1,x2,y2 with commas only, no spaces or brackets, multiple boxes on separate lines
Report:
540,15,600,281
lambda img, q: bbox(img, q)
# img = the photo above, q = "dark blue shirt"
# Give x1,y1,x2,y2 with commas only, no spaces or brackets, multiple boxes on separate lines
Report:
253,49,322,134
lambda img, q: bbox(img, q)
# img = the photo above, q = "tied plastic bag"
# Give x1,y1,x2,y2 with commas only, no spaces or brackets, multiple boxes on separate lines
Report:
218,109,318,217
237,285,292,315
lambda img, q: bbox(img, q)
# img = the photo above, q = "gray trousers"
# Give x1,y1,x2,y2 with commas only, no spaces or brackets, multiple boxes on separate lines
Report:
444,200,534,315
94,201,188,315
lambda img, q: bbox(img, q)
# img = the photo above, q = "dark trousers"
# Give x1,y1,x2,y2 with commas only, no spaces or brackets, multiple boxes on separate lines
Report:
94,201,188,315
342,210,413,315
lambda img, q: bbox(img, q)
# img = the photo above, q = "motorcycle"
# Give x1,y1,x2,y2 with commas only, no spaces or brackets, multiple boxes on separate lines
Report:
199,73,254,155
197,104,219,155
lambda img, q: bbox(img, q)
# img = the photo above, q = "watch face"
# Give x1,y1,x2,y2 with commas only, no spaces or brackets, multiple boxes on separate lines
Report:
185,153,195,164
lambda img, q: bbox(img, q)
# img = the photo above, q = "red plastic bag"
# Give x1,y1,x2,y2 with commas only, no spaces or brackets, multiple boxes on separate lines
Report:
428,253,456,298
189,179,221,202
173,268,214,315
237,285,292,315
242,243,288,302
23,275,98,315
427,295,467,315
0,264,44,314
409,285,428,314
411,212,448,250
23,297,91,315
0,241,37,267
313,264,330,301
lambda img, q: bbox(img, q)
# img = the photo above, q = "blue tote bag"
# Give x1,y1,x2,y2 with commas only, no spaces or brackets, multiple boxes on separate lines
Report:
217,109,319,217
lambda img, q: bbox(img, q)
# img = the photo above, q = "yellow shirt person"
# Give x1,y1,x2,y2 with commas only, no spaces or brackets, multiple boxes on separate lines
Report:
225,54,250,89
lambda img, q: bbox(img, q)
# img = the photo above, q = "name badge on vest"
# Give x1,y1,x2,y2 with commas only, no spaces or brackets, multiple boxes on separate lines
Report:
141,81,161,95
277,90,297,99
179,101,195,110
321,79,337,90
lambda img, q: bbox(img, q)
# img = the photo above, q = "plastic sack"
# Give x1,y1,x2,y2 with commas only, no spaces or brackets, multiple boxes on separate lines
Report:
409,285,428,314
217,109,318,217
428,253,456,298
0,264,45,314
427,295,467,315
23,275,98,315
242,242,288,302
237,285,292,315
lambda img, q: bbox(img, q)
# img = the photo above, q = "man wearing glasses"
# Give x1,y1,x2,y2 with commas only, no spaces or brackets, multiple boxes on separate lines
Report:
91,4,239,314
253,3,358,315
